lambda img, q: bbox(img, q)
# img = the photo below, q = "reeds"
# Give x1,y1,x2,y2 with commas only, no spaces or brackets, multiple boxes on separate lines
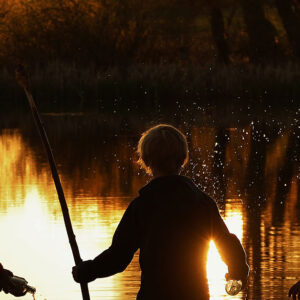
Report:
1,62,299,116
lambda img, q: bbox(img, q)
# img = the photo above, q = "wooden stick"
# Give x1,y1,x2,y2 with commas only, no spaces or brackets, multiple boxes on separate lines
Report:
15,65,90,300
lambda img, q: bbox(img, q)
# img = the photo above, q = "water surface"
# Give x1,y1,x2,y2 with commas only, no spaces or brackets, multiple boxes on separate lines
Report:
0,115,299,300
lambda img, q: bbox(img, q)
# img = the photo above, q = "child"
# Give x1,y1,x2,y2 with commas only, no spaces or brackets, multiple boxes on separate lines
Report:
0,263,26,297
0,263,12,294
72,124,249,300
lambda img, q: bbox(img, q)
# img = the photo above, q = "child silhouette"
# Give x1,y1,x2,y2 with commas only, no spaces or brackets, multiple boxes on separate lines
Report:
72,124,249,299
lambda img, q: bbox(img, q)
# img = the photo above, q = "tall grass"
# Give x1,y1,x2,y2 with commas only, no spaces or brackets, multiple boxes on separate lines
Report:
1,62,299,117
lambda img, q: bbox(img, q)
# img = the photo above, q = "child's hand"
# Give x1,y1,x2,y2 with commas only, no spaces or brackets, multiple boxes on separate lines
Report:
0,265,13,294
72,266,79,282
289,281,300,299
72,260,96,283
225,272,248,290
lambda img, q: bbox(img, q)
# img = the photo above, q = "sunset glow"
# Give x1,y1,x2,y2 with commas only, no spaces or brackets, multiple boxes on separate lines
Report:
206,199,244,299
0,127,299,299
0,130,136,300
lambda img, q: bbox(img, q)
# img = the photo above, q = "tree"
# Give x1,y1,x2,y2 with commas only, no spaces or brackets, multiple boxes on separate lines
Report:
239,0,281,63
274,0,300,58
210,6,230,64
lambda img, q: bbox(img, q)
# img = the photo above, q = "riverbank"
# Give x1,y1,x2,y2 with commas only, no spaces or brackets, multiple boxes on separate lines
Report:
1,62,299,118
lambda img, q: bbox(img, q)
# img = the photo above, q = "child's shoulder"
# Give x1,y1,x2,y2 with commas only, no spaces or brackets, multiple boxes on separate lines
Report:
187,180,219,209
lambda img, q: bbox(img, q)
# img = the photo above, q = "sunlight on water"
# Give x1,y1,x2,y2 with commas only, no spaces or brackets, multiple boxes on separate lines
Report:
206,241,228,299
206,199,244,299
0,130,127,300
0,124,299,300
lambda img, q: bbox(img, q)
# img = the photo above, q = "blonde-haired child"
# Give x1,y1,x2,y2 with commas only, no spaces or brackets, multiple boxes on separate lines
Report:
73,124,249,300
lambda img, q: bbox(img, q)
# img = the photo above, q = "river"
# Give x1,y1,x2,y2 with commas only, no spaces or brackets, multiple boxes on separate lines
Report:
0,113,299,300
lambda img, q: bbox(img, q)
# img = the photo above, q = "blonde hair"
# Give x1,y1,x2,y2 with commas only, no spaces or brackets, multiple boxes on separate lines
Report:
137,124,189,175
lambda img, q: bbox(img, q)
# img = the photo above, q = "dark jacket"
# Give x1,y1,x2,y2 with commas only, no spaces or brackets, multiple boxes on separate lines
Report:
85,175,249,300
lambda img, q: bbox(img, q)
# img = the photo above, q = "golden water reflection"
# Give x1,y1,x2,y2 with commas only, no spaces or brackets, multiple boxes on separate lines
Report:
0,130,136,300
207,199,244,300
0,123,299,300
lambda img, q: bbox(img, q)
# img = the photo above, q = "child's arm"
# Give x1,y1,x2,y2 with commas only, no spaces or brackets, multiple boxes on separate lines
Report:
0,263,28,296
73,201,139,283
209,200,249,286
0,263,12,293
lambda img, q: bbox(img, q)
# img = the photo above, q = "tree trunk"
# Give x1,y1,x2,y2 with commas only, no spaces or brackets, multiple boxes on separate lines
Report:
275,0,300,58
210,7,230,64
240,0,280,63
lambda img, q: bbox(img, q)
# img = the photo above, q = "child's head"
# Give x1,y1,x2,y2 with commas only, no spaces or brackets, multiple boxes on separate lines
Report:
137,124,189,176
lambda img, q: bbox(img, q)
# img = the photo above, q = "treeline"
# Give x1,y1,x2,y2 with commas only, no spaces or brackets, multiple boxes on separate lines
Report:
0,0,300,67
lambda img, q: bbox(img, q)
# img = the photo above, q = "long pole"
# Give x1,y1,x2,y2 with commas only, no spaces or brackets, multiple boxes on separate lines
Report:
15,65,90,300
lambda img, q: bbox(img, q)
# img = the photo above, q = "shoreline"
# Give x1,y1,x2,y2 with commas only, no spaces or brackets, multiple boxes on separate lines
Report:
0,62,299,114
